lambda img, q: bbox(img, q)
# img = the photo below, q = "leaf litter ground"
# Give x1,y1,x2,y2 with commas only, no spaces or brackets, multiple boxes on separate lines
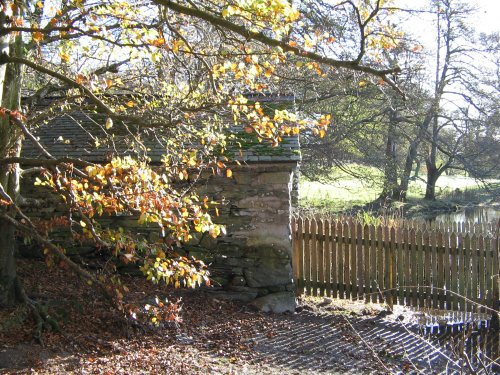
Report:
1,260,461,374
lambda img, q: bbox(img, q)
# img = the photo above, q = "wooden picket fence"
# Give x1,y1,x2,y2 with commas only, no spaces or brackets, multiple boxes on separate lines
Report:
292,216,499,312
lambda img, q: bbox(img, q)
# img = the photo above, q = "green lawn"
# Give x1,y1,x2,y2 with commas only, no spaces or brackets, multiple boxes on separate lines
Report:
299,165,500,216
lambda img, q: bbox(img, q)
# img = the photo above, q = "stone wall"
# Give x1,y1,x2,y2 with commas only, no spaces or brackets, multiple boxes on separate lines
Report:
187,163,297,310
19,161,299,311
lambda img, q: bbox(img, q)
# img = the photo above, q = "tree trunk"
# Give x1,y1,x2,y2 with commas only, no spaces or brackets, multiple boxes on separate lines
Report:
395,109,437,200
424,115,442,201
0,140,22,307
0,214,19,306
424,162,440,200
394,141,417,200
0,6,23,306
380,110,399,200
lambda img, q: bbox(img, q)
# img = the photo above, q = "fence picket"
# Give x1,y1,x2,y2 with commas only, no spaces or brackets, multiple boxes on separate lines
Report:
485,236,492,306
377,225,384,303
491,235,499,311
444,231,451,310
451,233,458,311
370,225,377,303
343,221,350,299
337,221,344,299
438,231,445,309
478,235,485,312
324,219,331,297
471,234,478,309
297,217,304,295
303,218,311,296
459,234,468,311
464,234,472,312
387,227,397,308
351,221,357,300
410,229,417,307
310,219,318,297
403,228,410,306
422,231,430,307
431,230,438,309
292,216,498,313
318,219,325,296
385,227,393,307
292,217,300,295
357,222,364,301
364,224,370,303
331,220,338,298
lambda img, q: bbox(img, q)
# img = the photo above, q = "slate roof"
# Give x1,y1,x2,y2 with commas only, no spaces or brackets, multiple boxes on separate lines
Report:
22,94,301,164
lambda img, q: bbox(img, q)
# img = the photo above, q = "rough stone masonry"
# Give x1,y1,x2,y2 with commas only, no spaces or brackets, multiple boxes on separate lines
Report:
187,162,299,312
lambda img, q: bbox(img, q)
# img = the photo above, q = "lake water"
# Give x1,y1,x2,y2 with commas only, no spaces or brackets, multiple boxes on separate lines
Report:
434,206,500,224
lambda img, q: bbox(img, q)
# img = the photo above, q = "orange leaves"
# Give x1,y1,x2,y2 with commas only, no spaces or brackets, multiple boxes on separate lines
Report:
148,37,166,47
141,254,210,291
282,125,301,136
412,44,423,53
305,62,323,76
317,114,331,128
0,199,12,207
131,295,183,325
312,128,326,138
12,110,26,121
75,74,87,85
11,17,23,27
74,156,224,248
33,31,44,43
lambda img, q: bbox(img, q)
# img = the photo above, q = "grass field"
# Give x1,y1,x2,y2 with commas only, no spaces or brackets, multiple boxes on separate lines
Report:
299,165,500,217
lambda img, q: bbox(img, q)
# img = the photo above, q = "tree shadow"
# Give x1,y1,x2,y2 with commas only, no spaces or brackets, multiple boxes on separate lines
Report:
249,310,465,374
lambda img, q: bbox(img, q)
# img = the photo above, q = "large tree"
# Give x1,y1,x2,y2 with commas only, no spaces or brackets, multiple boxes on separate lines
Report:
396,0,500,200
0,0,400,327
299,0,500,203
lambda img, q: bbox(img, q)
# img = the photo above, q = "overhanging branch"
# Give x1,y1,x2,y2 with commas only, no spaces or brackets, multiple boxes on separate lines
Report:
155,0,404,96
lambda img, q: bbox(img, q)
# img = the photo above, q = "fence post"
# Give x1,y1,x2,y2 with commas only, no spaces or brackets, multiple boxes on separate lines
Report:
292,216,301,296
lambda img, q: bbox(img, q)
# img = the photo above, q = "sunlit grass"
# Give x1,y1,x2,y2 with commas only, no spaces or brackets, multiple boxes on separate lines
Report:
300,179,379,212
299,164,499,214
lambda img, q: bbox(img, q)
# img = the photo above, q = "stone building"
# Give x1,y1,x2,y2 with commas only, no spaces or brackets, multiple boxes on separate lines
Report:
22,96,300,312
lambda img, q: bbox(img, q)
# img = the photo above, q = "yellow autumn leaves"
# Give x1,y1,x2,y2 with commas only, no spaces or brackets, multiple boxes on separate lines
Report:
221,0,300,35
